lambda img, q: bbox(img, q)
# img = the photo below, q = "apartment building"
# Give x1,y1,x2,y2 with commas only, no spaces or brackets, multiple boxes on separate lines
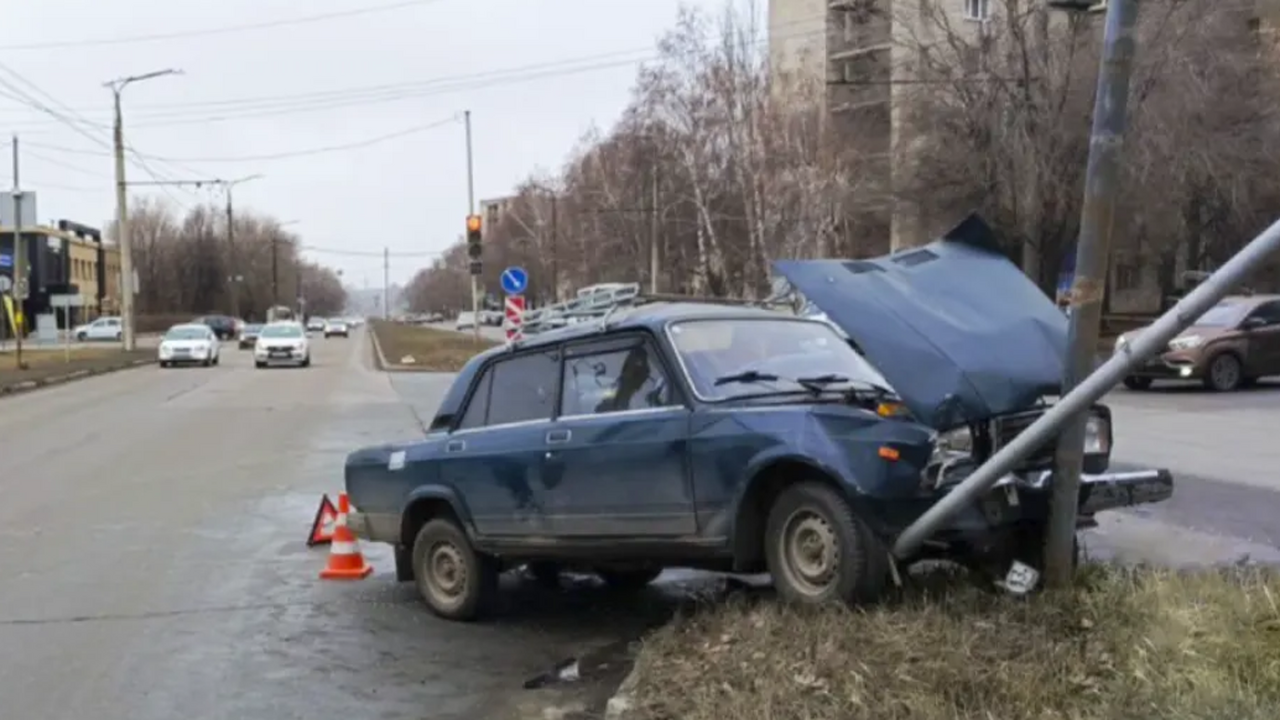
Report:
770,0,1002,253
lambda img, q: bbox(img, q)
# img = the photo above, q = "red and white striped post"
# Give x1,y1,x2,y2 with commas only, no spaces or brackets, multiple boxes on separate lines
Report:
504,294,525,342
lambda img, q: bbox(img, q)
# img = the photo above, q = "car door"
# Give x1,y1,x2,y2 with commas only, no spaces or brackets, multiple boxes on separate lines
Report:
436,349,561,537
90,318,119,340
541,334,695,538
1242,300,1280,374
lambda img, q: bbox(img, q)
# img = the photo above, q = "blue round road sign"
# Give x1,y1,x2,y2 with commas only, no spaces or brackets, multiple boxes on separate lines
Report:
500,266,528,295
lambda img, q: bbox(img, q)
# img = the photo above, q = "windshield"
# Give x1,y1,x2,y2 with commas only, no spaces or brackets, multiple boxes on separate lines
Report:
243,324,263,332
260,324,304,338
668,318,895,400
165,326,209,340
1193,302,1245,327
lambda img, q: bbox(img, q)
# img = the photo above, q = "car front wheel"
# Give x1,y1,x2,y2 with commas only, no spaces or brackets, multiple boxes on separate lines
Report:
764,481,889,606
411,519,497,621
76,332,87,341
1205,353,1243,392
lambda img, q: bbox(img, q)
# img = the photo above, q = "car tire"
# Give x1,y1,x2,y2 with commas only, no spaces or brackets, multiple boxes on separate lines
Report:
115,331,122,341
764,481,889,606
201,359,211,367
255,361,266,369
300,357,311,368
76,332,87,342
212,356,219,366
595,565,663,591
1204,352,1243,392
1123,376,1152,390
159,361,169,368
411,518,497,621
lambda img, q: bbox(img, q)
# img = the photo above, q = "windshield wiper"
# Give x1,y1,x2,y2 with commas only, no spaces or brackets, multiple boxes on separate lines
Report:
796,374,897,399
713,369,782,387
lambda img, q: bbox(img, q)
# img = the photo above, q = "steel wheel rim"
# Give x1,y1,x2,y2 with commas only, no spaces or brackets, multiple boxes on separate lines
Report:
425,541,468,604
777,509,840,597
1211,355,1239,389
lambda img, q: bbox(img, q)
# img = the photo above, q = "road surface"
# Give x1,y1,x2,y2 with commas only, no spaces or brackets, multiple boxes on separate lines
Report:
0,329,684,720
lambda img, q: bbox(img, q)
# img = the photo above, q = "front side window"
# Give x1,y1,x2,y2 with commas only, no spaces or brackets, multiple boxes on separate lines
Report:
456,368,494,430
1245,301,1280,326
561,340,674,416
483,350,560,426
668,318,895,401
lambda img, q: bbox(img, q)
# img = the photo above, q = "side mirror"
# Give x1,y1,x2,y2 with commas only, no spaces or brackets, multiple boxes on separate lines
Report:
1241,316,1268,330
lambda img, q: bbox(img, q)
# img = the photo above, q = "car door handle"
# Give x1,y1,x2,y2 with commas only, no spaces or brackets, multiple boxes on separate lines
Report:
445,440,466,453
546,429,571,444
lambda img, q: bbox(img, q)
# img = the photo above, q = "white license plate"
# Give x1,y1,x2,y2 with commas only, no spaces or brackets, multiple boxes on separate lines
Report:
1000,561,1040,595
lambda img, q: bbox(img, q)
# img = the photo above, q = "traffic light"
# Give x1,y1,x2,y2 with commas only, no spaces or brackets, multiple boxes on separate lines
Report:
466,214,482,276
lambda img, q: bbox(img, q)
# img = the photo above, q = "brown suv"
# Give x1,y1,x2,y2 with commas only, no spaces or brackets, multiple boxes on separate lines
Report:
1119,294,1280,391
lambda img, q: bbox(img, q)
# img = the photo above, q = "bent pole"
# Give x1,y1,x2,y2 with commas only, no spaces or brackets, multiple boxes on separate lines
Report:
892,214,1280,559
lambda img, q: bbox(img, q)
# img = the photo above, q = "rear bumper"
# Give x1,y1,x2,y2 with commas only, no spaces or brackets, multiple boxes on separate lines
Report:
346,510,399,544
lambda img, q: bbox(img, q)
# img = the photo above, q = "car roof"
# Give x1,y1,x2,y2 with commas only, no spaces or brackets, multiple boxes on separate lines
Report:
1221,294,1280,308
167,323,211,332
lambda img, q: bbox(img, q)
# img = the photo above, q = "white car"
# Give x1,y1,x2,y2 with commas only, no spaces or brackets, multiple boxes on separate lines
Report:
254,322,311,368
158,323,220,367
73,316,123,342
455,311,477,331
305,317,326,333
323,319,349,338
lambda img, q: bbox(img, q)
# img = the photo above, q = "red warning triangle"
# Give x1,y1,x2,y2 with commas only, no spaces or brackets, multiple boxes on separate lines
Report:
308,494,340,547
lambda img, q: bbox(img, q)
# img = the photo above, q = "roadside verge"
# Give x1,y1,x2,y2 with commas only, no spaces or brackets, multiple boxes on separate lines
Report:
368,319,497,372
0,350,156,397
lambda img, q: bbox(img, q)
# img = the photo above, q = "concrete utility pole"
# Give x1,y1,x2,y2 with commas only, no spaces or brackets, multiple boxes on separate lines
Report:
464,110,480,344
106,68,182,351
383,247,390,319
650,169,660,294
549,191,558,302
10,136,24,369
1044,0,1139,587
222,174,262,319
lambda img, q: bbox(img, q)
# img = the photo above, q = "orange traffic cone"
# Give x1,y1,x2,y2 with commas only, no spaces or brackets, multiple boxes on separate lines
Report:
320,493,373,580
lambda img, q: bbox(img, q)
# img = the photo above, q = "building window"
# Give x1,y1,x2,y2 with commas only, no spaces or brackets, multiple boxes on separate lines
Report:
1114,261,1140,292
963,0,990,21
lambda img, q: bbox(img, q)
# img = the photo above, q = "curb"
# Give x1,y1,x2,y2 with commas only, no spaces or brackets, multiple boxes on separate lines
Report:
0,357,157,397
604,663,641,720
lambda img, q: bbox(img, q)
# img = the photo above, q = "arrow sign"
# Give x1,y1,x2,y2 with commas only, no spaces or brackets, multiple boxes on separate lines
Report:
0,253,11,268
500,266,528,295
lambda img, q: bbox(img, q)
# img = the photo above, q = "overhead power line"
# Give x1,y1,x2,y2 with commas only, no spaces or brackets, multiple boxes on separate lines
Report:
299,244,445,258
25,114,461,163
0,14,829,132
0,0,451,51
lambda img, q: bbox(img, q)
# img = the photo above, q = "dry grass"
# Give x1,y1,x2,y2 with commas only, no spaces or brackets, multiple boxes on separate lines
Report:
630,565,1280,720
369,319,498,372
0,347,153,388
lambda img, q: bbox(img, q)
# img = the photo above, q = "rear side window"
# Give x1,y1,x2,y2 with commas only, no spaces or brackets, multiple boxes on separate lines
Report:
457,350,560,428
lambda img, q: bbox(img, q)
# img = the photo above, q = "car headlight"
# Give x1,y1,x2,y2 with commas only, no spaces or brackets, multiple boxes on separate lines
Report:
930,426,972,465
1084,415,1110,454
1168,334,1203,351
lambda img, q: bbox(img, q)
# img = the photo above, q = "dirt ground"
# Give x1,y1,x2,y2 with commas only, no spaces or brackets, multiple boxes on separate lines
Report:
626,565,1280,720
369,319,498,371
0,347,154,391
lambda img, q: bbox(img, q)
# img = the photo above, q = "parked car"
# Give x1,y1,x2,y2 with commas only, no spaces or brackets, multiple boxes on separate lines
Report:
72,316,122,341
254,321,311,368
342,215,1174,621
238,323,264,350
323,318,350,338
158,323,220,367
194,314,240,341
1117,294,1280,392
455,311,477,331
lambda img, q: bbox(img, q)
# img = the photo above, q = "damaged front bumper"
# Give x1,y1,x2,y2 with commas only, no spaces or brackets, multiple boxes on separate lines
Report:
993,467,1174,515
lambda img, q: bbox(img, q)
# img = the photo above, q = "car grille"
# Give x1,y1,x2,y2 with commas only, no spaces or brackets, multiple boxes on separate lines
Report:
990,408,1055,469
266,345,293,352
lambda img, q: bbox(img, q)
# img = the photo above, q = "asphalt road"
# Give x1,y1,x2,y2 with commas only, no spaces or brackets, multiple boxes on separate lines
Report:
0,329,689,720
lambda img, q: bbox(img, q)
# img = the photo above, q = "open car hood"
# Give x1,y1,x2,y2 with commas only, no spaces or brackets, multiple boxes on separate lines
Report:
772,214,1068,430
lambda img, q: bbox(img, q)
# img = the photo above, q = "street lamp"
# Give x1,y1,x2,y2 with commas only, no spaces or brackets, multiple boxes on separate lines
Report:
105,67,183,352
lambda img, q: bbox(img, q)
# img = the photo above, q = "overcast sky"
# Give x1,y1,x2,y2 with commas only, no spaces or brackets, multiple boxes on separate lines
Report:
1,0,760,287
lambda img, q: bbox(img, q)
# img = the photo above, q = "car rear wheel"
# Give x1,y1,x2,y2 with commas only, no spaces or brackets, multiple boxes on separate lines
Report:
76,332,87,341
411,519,497,621
1205,353,1243,392
255,361,266,369
765,481,889,606
1123,376,1152,390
